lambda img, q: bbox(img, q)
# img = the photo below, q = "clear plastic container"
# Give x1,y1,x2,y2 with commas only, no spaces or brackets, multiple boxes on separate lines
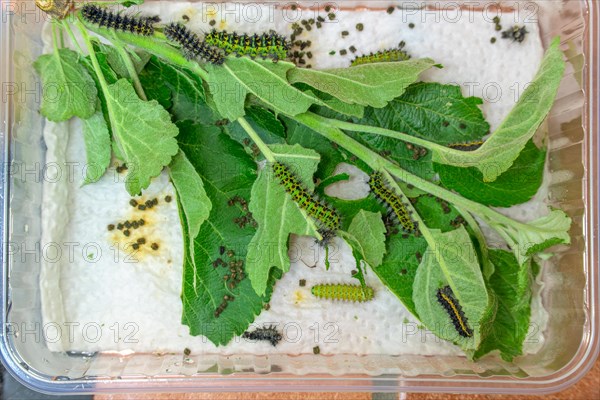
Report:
0,0,598,395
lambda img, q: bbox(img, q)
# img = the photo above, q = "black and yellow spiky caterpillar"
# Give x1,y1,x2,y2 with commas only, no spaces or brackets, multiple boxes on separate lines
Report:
163,23,225,65
436,285,473,338
272,162,340,233
351,47,411,67
242,325,282,346
368,172,417,233
311,284,374,302
448,140,484,151
204,29,290,61
81,4,156,36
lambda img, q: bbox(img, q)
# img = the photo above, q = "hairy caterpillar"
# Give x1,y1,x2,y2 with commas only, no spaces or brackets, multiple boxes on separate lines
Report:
163,23,225,65
448,140,484,151
204,29,290,61
368,172,416,233
351,47,411,67
311,283,375,302
272,162,340,233
81,4,156,36
436,285,473,338
242,325,282,346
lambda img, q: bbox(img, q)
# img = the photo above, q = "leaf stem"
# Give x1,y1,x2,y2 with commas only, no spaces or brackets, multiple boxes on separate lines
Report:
110,34,147,100
237,117,276,163
60,20,84,54
327,117,454,155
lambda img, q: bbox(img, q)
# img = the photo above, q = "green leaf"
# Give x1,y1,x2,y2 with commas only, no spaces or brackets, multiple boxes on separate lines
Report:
33,48,97,121
205,58,315,120
139,56,214,124
246,144,321,295
226,107,286,149
93,42,151,78
178,122,278,345
412,226,490,350
431,37,565,181
287,59,437,108
293,82,364,118
474,250,533,361
344,210,386,268
359,82,489,145
169,150,212,244
105,79,179,195
343,82,489,180
436,140,546,207
81,109,111,184
493,209,571,266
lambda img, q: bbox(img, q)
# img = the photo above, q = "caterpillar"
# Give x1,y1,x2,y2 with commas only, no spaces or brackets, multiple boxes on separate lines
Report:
311,283,375,302
448,140,484,151
272,162,340,233
242,325,282,346
368,172,416,233
81,4,156,36
163,23,225,65
351,47,411,67
436,285,473,338
204,29,290,61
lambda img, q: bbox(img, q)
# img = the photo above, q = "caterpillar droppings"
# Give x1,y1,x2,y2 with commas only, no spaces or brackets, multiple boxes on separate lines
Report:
448,140,484,151
368,172,416,233
351,47,411,67
242,325,282,346
272,162,340,233
436,285,473,338
163,23,225,65
81,4,156,36
204,29,290,61
311,283,374,302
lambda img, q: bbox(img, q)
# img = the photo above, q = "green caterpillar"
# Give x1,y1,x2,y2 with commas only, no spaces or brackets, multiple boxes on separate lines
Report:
368,172,416,233
204,29,290,61
311,284,374,302
272,162,340,233
351,47,411,67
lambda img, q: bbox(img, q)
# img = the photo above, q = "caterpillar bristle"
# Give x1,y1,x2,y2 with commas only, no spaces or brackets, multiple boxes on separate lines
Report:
163,23,225,65
436,285,473,338
81,4,156,36
242,325,282,346
368,172,416,233
205,29,290,62
311,283,374,302
272,162,341,233
447,140,484,151
351,47,411,67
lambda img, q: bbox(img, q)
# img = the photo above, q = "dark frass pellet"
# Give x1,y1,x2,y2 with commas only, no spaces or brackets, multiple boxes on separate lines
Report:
132,243,139,250
313,346,320,354
317,15,325,22
409,22,415,29
290,4,297,10
329,50,336,55
340,49,347,55
324,5,331,12
349,45,357,53
138,204,146,211
495,24,502,31
165,195,172,203
299,279,306,287
491,37,497,44
182,14,189,22
316,22,322,28
493,16,500,24
387,6,395,14
328,13,335,20
117,223,124,230
129,199,138,207
341,30,349,37
107,224,115,231
123,230,130,237
137,237,146,244
138,219,145,226
151,243,159,251
356,23,364,31
209,19,216,26
183,348,191,356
